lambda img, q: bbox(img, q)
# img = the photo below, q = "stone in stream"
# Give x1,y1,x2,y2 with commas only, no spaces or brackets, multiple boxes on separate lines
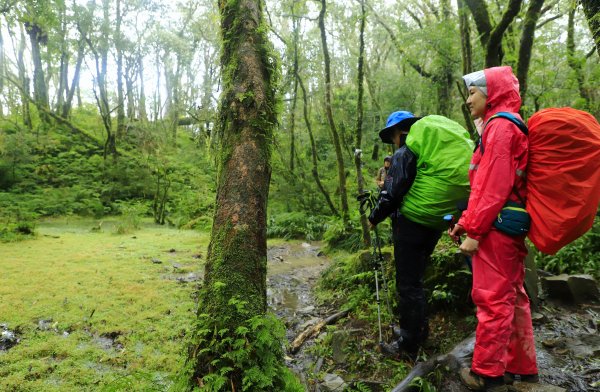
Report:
321,373,347,392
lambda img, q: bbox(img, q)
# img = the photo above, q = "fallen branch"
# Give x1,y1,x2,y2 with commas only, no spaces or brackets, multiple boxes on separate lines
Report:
289,310,349,354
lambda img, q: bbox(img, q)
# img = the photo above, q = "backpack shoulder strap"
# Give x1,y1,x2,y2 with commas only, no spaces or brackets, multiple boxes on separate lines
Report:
480,112,528,155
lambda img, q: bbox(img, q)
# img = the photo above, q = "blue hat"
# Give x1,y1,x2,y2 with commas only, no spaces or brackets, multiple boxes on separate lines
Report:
379,111,420,144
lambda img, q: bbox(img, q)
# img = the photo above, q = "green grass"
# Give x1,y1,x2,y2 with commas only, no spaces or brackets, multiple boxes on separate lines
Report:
0,218,208,391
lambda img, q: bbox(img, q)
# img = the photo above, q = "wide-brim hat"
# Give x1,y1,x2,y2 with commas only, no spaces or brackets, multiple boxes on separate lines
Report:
379,111,421,144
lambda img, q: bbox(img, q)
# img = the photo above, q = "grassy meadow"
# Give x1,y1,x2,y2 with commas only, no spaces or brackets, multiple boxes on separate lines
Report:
0,218,209,391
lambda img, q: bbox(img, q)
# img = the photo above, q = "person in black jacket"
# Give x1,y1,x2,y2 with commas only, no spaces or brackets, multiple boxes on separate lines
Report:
368,110,443,355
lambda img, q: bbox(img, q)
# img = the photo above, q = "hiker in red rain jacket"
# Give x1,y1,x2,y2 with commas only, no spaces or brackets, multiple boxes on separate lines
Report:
449,66,538,392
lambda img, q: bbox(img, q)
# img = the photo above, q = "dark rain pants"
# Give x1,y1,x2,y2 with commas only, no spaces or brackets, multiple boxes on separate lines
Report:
392,214,442,344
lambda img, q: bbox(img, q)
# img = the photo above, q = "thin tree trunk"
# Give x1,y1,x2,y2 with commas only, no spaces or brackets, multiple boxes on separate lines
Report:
297,75,339,216
116,0,125,139
581,0,600,58
516,0,545,100
567,7,591,107
17,26,32,130
319,0,349,222
458,0,472,75
186,0,280,388
289,14,300,174
355,0,371,248
138,53,148,121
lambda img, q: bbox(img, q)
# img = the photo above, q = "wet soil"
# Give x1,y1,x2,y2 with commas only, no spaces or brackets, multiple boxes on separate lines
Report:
266,243,600,392
266,242,332,387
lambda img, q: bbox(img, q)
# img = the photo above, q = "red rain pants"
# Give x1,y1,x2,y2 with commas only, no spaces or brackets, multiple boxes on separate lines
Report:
471,230,538,377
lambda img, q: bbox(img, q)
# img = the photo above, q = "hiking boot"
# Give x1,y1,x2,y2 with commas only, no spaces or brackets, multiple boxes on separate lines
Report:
379,336,418,358
504,372,539,384
459,369,518,392
459,368,485,391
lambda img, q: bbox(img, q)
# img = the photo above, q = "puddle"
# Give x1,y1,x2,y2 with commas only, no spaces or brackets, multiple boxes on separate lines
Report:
0,324,19,351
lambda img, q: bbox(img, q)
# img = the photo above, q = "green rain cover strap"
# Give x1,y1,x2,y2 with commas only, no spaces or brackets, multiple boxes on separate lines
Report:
400,115,474,230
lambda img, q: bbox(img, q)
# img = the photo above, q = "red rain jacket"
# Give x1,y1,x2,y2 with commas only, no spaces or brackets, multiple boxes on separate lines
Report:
458,66,528,241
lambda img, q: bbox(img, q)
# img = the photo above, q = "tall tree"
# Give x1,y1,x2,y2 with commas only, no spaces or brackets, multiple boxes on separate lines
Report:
184,0,295,390
318,0,349,222
464,0,523,67
567,5,592,108
581,0,600,58
354,0,371,247
516,0,546,100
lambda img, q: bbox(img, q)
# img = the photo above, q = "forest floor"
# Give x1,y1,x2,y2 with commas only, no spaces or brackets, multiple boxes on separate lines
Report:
269,243,600,392
0,221,598,391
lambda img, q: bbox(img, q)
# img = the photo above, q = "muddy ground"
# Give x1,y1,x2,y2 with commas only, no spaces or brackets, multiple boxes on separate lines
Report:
267,243,600,392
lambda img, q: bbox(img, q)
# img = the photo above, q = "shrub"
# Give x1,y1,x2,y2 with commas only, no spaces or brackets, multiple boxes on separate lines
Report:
533,217,600,278
267,211,327,241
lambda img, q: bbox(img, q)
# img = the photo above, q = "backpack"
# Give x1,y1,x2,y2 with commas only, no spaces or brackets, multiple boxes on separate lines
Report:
401,115,474,230
487,108,600,254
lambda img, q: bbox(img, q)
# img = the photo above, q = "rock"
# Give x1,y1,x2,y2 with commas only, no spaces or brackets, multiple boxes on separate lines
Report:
541,275,572,302
531,312,547,324
513,383,566,392
38,319,54,331
321,373,347,392
565,334,600,358
151,258,162,264
541,274,599,304
567,274,600,304
0,329,18,351
331,330,350,364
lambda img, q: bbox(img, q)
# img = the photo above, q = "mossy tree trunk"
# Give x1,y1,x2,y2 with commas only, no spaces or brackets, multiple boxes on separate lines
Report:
354,0,371,248
516,0,545,101
581,0,600,58
186,0,280,389
318,0,349,223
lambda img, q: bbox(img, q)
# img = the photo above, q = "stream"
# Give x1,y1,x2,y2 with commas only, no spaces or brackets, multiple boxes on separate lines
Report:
267,242,332,388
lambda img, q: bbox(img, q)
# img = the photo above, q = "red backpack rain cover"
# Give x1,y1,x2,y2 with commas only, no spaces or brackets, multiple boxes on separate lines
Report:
526,107,600,254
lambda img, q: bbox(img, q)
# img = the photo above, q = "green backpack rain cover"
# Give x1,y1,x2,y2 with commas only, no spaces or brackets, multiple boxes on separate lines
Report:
400,115,474,230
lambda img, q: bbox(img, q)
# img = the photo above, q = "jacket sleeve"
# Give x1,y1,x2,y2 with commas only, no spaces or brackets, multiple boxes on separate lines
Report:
459,123,524,241
368,146,417,225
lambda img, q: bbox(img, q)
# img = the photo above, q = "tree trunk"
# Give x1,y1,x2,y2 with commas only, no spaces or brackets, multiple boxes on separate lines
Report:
458,0,473,75
137,53,148,121
567,7,591,108
516,0,545,100
298,75,339,216
63,38,84,118
319,0,349,222
581,0,600,58
289,14,300,174
116,0,126,139
186,0,281,388
355,0,371,248
464,0,523,67
56,4,68,115
25,22,49,123
17,26,32,130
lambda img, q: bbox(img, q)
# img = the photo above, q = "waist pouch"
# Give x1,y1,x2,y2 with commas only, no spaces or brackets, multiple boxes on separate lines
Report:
494,201,530,236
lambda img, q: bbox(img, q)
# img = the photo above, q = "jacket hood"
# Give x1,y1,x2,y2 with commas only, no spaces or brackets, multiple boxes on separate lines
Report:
483,66,521,122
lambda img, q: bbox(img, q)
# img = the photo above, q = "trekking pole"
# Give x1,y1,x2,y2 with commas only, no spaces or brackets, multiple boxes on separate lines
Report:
357,191,386,346
443,214,472,271
372,226,394,321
